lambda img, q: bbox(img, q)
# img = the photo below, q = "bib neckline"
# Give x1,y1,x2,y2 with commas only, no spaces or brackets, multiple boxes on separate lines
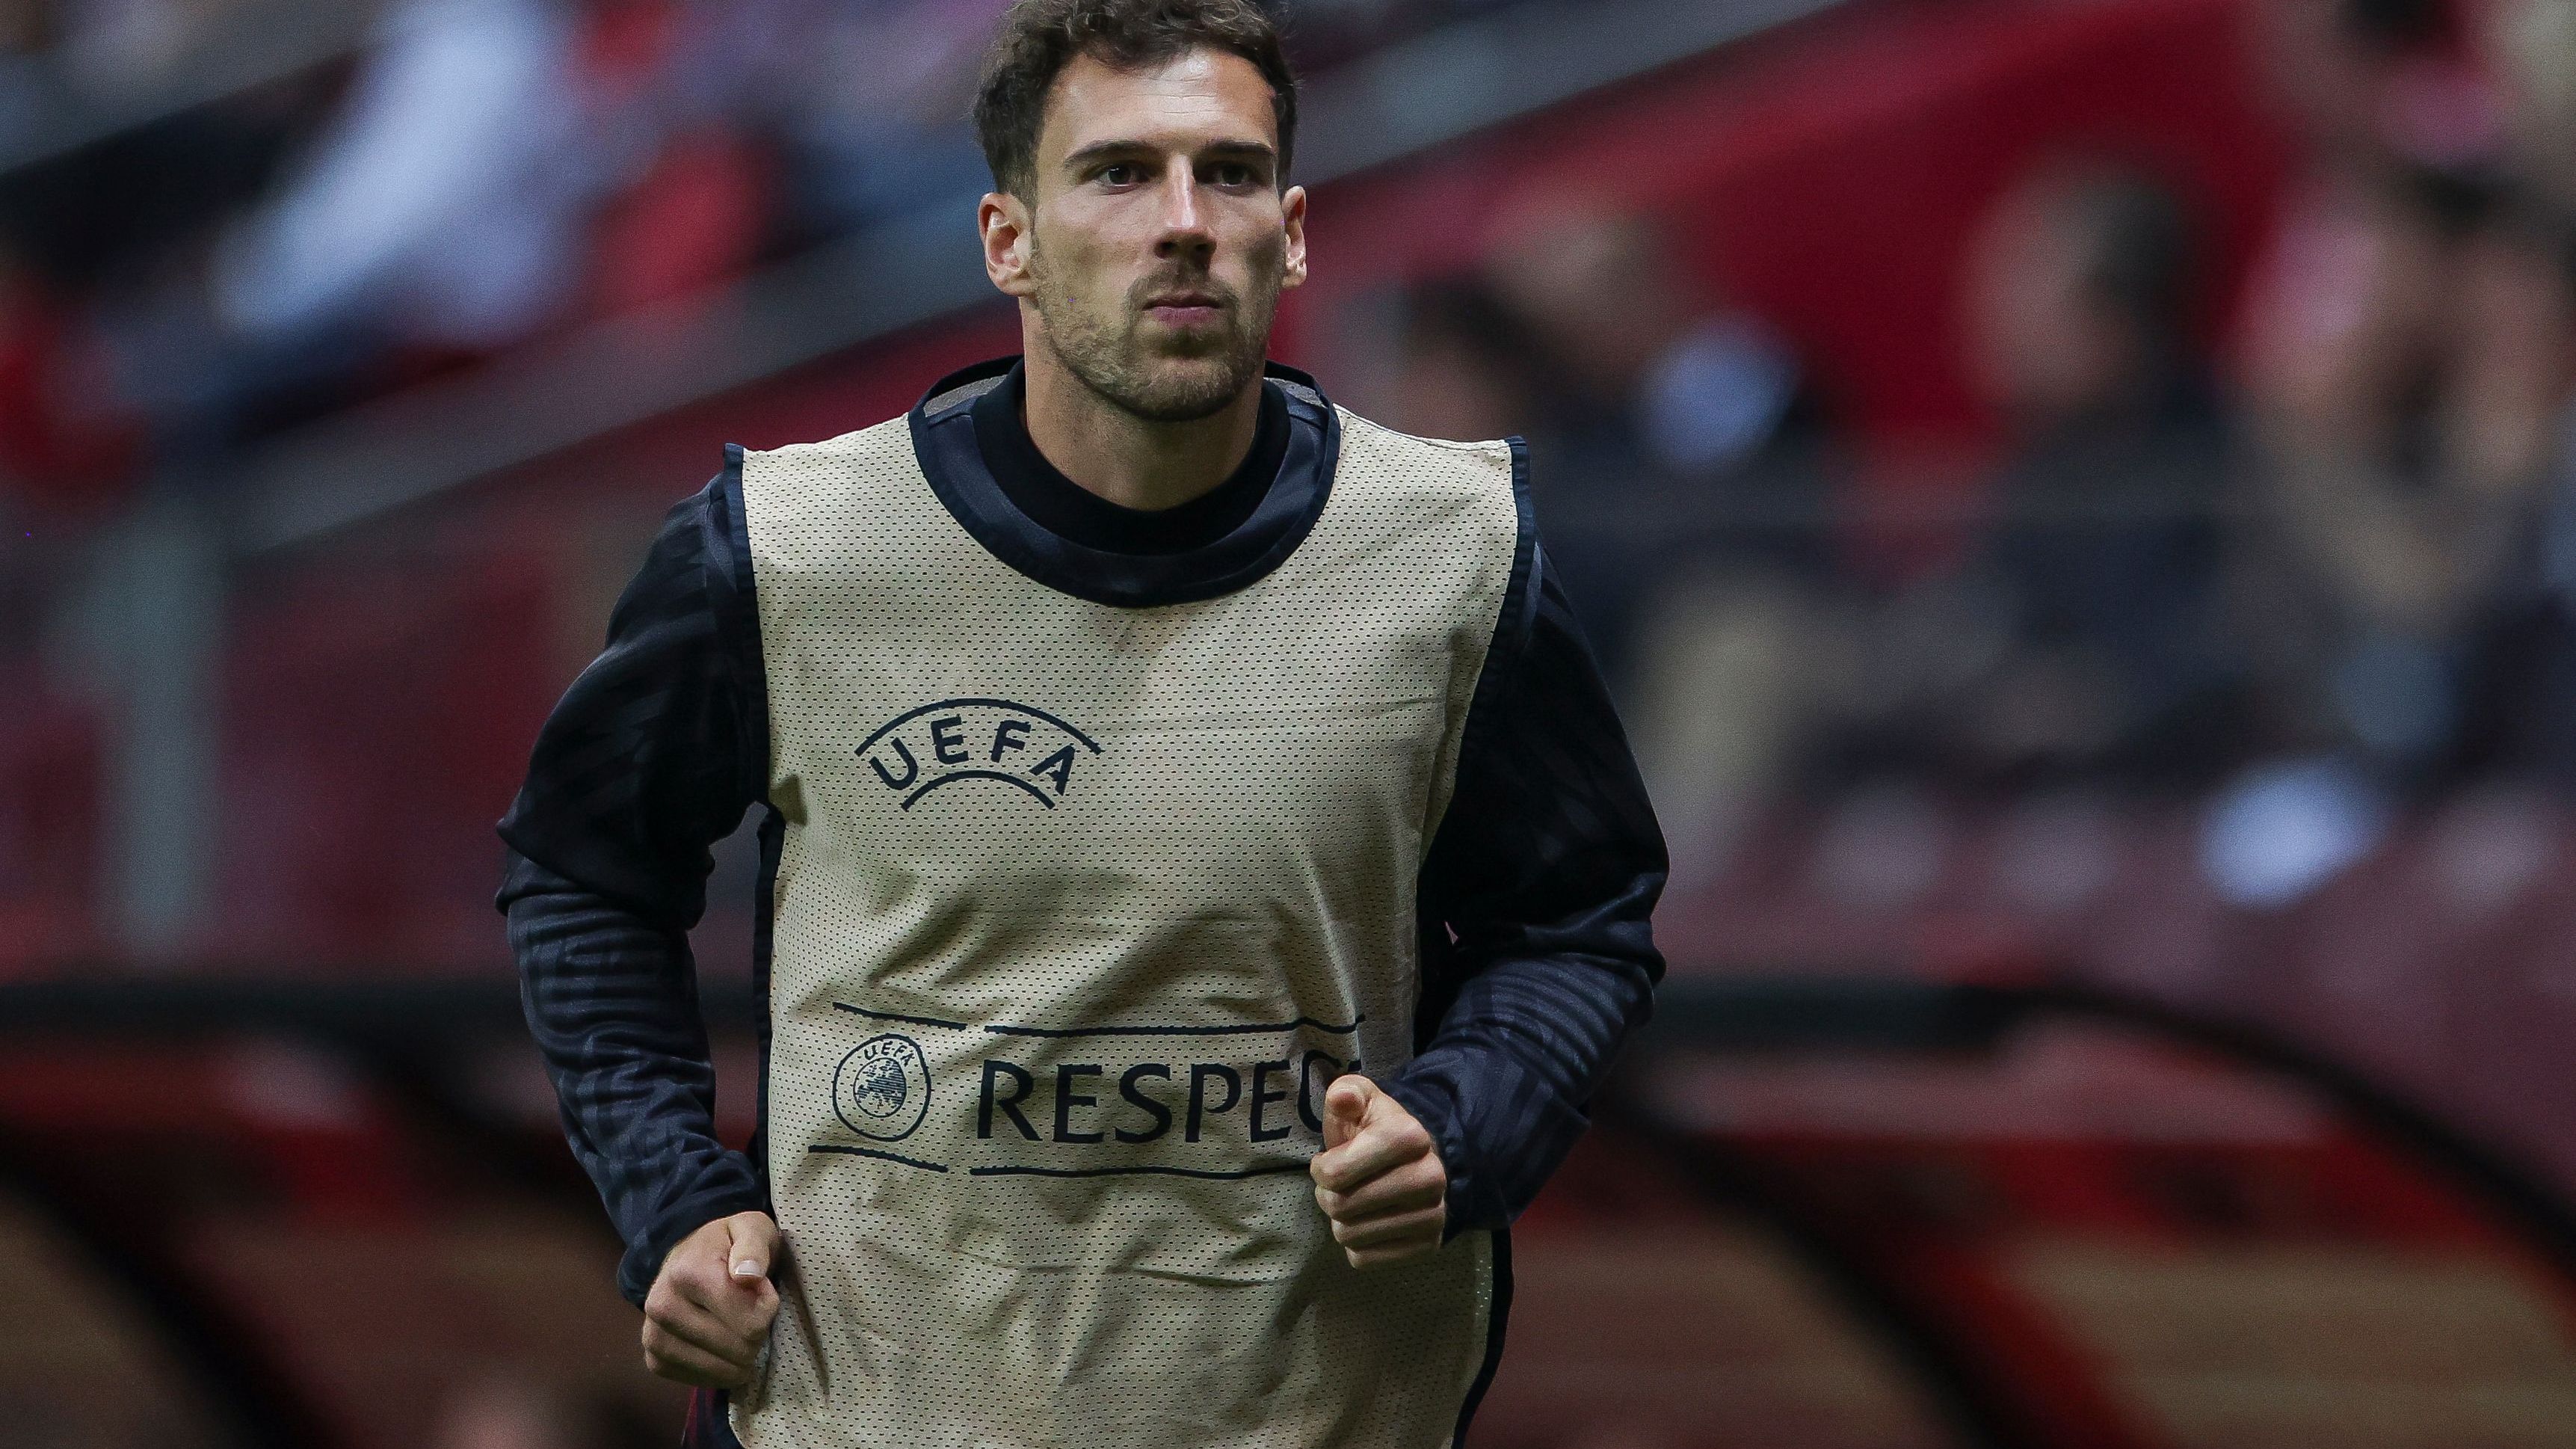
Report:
908,355,1340,609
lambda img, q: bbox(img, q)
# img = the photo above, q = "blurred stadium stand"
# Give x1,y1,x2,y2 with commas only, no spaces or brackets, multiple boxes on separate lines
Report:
8,0,2576,1443
7,975,2576,1446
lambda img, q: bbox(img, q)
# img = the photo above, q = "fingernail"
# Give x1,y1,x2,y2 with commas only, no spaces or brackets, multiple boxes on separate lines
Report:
733,1261,762,1279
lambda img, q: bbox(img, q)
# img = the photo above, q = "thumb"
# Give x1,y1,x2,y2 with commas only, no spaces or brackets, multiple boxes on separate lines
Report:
724,1212,779,1287
1323,1074,1372,1150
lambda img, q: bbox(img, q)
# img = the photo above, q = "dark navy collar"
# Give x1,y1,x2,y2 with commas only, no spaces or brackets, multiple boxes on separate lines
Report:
908,355,1340,609
970,362,1288,556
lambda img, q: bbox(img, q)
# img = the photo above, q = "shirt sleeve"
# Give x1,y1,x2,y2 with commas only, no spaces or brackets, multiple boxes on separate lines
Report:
1381,476,1669,1235
495,451,771,1307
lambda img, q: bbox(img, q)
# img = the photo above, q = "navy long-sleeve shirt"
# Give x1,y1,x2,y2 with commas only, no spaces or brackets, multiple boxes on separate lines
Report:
499,362,1666,1307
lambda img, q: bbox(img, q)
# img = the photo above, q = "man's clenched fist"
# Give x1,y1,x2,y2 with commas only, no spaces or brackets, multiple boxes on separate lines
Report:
1309,1074,1448,1269
642,1210,781,1388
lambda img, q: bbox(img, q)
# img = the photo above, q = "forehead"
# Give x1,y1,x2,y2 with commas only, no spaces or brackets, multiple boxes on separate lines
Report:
1038,46,1278,162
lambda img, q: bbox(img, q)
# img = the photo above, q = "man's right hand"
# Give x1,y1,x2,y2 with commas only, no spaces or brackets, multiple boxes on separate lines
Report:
641,1211,782,1388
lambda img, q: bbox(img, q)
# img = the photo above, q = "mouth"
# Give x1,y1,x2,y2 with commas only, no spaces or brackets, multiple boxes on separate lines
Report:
1142,291,1227,327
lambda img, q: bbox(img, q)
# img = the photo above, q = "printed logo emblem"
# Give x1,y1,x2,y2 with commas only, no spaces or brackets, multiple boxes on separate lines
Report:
832,1035,932,1142
813,1002,1367,1176
857,698,1102,810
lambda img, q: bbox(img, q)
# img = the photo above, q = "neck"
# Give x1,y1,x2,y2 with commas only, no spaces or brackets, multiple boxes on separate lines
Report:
1020,342,1264,512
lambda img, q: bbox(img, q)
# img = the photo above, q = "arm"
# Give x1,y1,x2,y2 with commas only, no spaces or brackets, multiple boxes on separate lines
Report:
1382,541,1669,1234
496,455,771,1308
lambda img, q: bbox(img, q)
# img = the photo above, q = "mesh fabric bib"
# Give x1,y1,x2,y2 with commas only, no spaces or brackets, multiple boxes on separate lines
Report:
736,378,1519,1449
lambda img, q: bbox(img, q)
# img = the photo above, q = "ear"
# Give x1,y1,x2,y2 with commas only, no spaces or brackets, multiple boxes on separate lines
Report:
1280,184,1309,292
982,191,1037,299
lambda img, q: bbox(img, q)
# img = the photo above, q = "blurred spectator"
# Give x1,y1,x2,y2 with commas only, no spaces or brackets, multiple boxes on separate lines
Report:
1377,274,1544,447
2224,0,2518,766
2178,0,2548,904
205,0,589,351
1947,159,2244,789
2200,179,2574,903
1486,200,1829,681
0,0,341,487
1793,161,2245,803
97,0,598,452
1476,200,1836,876
67,0,1054,463
2233,176,2569,778
0,0,1567,488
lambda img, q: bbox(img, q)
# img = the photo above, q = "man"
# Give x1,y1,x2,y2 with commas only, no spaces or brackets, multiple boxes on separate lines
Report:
497,1,1665,1445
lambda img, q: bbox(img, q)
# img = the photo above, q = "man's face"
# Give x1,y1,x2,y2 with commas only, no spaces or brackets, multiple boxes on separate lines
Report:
1967,183,2130,424
983,47,1307,422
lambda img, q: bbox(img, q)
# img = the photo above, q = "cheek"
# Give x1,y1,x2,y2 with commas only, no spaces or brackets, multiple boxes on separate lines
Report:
1237,219,1287,270
1029,234,1109,307
1032,206,1120,273
1212,231,1288,300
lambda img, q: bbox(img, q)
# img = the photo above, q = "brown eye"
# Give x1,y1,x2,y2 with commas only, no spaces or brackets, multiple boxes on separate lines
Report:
1211,162,1257,188
1098,163,1141,187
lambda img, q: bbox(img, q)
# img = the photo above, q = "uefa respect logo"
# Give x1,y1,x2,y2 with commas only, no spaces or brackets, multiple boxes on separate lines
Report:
816,1006,1367,1172
857,698,1102,810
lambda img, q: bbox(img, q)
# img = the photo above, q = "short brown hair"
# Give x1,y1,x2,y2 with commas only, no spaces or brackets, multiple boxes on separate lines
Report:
973,0,1298,200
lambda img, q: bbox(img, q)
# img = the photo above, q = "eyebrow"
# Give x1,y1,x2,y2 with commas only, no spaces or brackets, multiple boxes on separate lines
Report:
1061,138,1277,171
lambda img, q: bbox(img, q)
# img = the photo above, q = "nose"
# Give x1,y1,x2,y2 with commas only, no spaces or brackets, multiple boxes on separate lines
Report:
1153,164,1214,262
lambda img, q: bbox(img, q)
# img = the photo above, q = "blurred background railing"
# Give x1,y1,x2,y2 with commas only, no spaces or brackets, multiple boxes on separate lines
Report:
7,0,2576,1442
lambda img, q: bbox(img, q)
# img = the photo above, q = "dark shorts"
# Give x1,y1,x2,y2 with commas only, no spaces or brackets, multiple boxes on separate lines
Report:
682,1389,743,1448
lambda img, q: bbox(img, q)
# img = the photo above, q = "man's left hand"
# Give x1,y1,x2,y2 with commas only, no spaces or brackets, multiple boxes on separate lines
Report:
1310,1074,1448,1269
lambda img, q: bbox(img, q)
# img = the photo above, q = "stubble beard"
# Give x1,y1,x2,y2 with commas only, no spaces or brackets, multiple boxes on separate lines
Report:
1029,244,1278,424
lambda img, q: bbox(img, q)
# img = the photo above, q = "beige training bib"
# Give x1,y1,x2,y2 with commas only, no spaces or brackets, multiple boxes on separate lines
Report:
735,371,1520,1449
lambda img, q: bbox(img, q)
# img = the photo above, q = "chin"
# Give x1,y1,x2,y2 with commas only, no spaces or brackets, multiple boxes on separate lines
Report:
1116,382,1241,423
1110,353,1257,422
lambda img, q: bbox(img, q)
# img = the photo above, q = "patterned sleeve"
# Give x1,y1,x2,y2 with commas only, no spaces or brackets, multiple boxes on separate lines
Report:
496,453,772,1307
1384,523,1669,1236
